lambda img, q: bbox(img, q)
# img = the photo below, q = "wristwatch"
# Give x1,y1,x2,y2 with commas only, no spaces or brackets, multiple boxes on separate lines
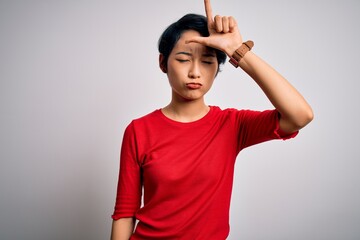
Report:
229,40,254,68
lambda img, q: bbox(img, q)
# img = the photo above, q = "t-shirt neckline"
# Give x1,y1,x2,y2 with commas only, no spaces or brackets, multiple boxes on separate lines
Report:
156,105,216,127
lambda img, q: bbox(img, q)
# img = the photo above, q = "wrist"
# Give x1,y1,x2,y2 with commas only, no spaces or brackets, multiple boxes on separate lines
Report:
229,40,254,68
226,42,242,58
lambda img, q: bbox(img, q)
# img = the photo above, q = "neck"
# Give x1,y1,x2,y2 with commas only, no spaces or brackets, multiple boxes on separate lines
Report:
162,98,210,123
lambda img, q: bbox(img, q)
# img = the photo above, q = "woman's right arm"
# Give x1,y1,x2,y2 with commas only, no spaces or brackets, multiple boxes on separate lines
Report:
110,218,135,240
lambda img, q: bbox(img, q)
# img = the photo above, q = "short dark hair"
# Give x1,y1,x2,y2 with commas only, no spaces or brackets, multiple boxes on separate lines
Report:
158,13,226,73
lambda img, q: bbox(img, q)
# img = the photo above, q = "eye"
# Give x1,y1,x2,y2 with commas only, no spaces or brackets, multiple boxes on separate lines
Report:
202,56,216,65
176,59,189,63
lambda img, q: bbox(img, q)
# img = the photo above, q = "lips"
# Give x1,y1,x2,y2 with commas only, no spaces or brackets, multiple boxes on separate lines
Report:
186,82,202,89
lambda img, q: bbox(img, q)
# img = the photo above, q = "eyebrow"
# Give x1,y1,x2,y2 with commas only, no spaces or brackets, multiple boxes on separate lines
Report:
175,52,192,56
175,51,216,57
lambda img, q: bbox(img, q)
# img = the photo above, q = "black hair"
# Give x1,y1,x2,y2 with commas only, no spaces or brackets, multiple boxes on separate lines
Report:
158,13,226,72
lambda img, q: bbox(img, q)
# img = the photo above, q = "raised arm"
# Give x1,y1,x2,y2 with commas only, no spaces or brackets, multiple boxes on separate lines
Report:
187,0,313,133
237,51,313,133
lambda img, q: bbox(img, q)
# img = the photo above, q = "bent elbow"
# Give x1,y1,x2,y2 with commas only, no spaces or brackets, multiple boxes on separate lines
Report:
295,107,314,129
304,106,314,125
280,104,314,133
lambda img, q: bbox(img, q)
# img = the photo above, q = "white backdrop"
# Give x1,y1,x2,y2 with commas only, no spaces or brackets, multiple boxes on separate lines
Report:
0,0,359,239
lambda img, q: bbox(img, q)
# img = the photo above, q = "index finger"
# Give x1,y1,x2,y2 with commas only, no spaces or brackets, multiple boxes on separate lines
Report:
204,0,214,24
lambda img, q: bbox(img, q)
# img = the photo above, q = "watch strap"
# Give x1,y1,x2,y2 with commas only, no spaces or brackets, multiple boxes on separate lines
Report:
229,40,254,68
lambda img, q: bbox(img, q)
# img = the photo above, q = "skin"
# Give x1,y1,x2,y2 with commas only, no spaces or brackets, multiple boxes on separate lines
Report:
110,218,134,240
161,30,219,122
111,0,314,239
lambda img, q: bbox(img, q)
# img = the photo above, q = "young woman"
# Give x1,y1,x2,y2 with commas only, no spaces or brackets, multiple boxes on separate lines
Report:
111,0,313,239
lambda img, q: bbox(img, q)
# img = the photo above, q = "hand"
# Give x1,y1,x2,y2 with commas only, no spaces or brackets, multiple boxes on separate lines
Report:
186,0,243,57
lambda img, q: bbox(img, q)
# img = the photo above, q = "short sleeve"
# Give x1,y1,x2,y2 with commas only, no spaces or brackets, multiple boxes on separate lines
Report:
273,111,299,140
112,121,142,220
236,109,298,152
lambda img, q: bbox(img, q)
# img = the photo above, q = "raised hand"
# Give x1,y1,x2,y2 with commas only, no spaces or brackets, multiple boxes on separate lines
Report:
186,0,243,57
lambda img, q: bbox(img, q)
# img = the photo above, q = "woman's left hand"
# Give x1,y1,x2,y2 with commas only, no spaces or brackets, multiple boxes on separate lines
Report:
186,0,243,57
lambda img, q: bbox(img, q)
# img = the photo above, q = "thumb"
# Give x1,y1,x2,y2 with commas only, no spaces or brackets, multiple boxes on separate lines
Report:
185,36,209,46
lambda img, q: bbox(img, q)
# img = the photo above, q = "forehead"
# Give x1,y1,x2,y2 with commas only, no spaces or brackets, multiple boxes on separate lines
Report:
172,30,214,54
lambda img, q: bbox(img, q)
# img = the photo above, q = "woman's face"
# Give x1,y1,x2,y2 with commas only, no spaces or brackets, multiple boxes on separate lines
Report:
165,30,218,102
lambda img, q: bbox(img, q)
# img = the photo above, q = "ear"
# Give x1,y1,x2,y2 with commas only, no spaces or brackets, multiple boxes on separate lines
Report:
159,54,167,73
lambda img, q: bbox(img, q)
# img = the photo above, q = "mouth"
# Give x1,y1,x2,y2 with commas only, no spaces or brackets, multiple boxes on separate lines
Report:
186,82,202,89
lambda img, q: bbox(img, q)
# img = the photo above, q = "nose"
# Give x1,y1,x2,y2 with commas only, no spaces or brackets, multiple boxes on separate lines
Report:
188,62,201,79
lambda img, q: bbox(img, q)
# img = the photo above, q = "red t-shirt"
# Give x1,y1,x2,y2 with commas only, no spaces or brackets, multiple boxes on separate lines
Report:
112,106,297,239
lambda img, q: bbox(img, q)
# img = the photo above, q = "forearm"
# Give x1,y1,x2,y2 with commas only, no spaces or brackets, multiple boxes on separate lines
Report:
238,51,313,132
111,218,135,240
